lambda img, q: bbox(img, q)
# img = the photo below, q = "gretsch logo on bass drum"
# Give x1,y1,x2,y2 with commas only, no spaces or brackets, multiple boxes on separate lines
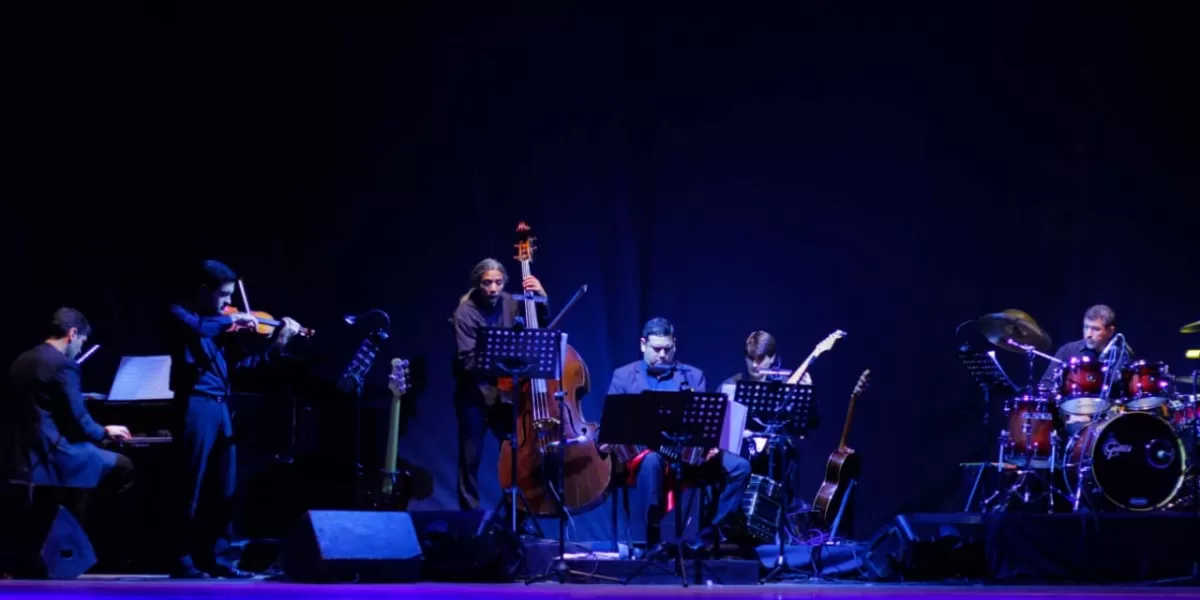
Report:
1102,434,1133,460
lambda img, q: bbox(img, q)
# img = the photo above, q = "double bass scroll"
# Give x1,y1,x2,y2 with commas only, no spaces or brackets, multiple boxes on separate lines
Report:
496,222,612,516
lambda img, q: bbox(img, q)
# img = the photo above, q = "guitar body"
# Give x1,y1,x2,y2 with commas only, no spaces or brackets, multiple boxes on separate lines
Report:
813,446,860,526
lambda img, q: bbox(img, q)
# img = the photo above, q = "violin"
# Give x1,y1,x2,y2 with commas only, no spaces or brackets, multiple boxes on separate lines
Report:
222,279,315,337
223,305,314,337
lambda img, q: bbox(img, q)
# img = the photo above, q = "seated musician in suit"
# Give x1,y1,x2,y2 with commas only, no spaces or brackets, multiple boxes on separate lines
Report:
4,308,134,508
603,317,751,552
451,257,548,511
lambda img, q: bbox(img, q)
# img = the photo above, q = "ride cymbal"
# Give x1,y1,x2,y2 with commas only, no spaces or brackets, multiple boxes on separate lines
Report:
978,309,1052,353
1182,320,1200,335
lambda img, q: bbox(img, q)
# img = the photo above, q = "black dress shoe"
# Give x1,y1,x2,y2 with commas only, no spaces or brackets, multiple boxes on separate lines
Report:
208,564,254,579
169,567,212,579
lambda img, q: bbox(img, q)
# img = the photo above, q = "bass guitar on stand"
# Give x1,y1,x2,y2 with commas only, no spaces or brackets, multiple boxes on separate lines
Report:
380,358,412,508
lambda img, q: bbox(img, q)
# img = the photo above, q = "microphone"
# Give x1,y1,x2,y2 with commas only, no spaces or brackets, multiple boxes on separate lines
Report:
344,309,392,330
1099,333,1122,358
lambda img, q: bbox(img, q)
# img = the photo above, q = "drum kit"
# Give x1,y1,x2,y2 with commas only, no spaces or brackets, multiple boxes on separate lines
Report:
971,311,1200,514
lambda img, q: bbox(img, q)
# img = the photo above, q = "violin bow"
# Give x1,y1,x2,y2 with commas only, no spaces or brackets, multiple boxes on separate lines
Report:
237,279,252,313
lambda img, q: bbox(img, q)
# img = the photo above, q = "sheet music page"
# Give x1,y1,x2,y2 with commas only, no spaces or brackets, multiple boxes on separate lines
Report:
720,382,736,403
721,399,748,455
107,356,174,401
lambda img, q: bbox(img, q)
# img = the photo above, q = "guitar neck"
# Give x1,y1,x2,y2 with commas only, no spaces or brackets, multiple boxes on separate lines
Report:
382,393,402,494
786,354,817,384
838,392,858,449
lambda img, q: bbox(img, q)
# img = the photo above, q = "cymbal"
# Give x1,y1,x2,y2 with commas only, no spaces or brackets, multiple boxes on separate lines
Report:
1178,375,1196,386
978,309,1052,353
1182,320,1200,334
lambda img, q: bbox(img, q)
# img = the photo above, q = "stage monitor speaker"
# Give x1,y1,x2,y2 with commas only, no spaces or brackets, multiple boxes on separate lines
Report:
408,509,521,582
861,512,985,582
0,494,96,580
281,510,423,583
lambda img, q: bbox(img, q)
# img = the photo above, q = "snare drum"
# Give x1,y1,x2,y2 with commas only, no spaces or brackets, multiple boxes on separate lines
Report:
1058,356,1115,416
1003,393,1056,467
1122,360,1172,411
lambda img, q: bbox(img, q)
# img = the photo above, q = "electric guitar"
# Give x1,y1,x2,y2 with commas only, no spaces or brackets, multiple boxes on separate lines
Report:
381,358,411,506
813,369,870,530
785,330,847,384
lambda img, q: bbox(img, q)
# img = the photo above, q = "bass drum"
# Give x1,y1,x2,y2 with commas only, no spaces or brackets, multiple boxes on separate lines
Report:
1063,411,1187,511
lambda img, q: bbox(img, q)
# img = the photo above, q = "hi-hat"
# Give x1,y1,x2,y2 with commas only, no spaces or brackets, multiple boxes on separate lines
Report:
1182,320,1200,335
979,309,1052,353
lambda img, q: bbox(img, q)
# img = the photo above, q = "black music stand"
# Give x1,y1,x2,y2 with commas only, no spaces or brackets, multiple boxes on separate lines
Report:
599,391,728,588
732,380,817,583
475,326,563,538
956,346,1018,511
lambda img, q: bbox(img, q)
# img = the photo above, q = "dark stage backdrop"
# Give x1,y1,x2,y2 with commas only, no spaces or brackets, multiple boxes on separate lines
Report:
6,4,1199,543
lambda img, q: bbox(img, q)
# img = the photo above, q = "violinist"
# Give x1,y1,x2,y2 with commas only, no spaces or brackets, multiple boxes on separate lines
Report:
165,259,301,579
451,257,548,510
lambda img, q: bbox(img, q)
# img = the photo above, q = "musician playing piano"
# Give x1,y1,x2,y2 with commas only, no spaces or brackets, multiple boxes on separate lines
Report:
603,317,751,553
3,308,134,515
451,257,548,511
165,260,301,579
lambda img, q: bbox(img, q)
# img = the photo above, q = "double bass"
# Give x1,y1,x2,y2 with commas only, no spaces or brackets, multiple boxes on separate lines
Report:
496,222,612,515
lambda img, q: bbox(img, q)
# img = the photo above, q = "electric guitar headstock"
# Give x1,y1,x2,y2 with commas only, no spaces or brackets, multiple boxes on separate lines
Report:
814,330,847,358
514,221,536,263
388,358,411,399
787,329,848,384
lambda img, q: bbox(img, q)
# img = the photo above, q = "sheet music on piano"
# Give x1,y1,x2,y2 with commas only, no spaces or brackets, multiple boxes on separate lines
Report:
107,355,174,401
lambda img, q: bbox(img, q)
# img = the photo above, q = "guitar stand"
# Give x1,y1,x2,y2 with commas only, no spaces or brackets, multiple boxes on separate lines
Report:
803,478,857,582
526,390,620,585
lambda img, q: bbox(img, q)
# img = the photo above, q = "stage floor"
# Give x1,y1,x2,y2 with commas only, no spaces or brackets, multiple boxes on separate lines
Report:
2,578,1200,599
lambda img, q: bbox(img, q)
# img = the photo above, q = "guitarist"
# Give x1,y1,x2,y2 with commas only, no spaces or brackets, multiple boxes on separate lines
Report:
720,330,816,513
601,317,752,554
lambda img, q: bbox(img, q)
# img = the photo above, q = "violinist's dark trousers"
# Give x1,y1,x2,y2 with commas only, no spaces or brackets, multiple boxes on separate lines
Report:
172,395,238,572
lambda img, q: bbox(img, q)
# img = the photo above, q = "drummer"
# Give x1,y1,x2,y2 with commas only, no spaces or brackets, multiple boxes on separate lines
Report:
1038,304,1134,387
1039,304,1134,430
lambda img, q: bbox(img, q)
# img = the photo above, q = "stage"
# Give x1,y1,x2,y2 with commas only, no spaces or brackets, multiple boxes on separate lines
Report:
3,578,1200,600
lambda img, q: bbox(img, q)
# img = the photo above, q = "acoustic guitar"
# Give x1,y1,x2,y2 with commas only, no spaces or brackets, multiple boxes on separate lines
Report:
381,358,412,507
813,369,871,529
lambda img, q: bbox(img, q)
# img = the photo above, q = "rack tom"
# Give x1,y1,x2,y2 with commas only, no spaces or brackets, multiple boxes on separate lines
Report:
1004,392,1056,467
1058,356,1114,416
1122,360,1172,411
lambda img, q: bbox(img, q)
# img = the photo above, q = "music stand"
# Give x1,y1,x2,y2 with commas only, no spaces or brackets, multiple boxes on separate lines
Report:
474,326,563,538
956,347,1018,511
599,391,728,588
731,380,817,583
